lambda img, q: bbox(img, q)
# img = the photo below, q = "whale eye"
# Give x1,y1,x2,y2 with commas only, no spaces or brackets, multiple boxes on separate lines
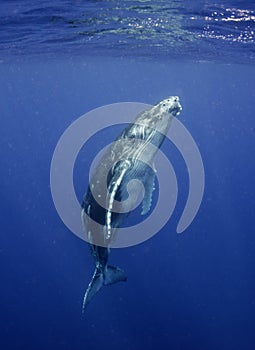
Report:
162,103,166,107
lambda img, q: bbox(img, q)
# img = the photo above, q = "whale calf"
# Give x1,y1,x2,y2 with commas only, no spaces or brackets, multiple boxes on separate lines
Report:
81,96,182,311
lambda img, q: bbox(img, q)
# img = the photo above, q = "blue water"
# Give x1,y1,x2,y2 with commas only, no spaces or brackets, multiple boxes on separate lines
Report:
1,1,255,350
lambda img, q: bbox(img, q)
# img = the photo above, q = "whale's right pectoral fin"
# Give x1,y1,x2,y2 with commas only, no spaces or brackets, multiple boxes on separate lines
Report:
82,268,104,312
141,167,156,215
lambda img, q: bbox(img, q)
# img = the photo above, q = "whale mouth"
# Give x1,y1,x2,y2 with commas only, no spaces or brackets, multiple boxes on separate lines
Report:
169,104,182,116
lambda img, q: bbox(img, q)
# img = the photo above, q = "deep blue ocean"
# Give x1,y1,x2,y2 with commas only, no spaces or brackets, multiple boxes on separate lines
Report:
1,1,255,349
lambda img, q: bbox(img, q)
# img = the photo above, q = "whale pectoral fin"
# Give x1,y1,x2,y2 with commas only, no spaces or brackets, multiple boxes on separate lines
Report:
141,167,156,215
107,160,132,202
82,268,104,312
104,265,127,285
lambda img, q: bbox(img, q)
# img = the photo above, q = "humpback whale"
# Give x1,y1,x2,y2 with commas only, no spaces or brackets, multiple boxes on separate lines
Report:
81,96,182,311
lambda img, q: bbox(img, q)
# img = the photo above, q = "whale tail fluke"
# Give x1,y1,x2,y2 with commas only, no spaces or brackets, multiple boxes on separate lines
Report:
82,265,126,312
104,265,127,285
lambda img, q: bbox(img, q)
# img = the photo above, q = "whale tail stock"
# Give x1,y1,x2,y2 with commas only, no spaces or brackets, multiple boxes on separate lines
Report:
82,265,127,312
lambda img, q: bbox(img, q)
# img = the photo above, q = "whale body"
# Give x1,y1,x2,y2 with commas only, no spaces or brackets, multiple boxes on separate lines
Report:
81,96,182,311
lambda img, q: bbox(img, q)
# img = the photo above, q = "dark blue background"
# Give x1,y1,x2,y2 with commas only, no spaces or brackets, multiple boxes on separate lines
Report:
0,57,255,350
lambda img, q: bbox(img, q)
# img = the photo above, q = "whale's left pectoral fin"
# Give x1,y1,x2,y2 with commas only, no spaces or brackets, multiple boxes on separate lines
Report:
141,167,156,215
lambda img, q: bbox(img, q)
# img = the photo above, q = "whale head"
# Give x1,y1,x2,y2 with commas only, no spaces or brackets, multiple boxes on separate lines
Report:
121,96,182,147
155,96,182,117
137,96,182,137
